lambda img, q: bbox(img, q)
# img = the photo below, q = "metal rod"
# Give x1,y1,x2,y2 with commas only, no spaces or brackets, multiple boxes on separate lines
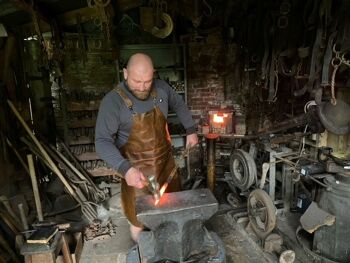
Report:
5,138,30,175
7,100,75,195
27,154,44,222
206,135,217,192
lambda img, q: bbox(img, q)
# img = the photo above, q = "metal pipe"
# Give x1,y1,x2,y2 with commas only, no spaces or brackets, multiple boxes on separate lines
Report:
27,154,44,221
206,134,218,192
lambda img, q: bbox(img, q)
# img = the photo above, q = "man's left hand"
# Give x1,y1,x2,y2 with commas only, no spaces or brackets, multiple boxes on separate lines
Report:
186,133,198,149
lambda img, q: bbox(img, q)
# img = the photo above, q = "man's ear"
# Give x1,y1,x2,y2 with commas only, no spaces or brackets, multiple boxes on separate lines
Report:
123,68,128,80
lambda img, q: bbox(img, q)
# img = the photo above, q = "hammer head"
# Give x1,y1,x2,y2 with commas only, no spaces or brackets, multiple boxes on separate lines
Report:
147,175,160,203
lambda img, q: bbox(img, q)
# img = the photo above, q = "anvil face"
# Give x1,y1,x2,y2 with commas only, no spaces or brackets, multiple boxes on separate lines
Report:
136,188,218,230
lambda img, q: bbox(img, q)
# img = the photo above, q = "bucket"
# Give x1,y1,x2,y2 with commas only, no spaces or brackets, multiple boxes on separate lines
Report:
313,172,350,262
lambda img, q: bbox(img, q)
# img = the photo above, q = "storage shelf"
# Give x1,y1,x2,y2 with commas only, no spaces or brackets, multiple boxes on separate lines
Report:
67,101,101,112
88,167,119,177
68,136,94,145
68,119,96,128
76,151,100,161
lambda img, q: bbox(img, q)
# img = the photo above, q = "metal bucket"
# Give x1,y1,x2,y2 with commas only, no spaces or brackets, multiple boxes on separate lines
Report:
313,172,350,262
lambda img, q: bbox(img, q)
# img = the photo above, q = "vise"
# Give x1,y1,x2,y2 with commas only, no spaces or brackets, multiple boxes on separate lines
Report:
130,188,225,263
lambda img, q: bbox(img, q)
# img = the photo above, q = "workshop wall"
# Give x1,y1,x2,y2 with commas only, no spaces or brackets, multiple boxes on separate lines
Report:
62,37,117,93
187,33,238,122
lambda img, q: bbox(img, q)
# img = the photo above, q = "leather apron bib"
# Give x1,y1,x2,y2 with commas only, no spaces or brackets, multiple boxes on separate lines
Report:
116,87,181,227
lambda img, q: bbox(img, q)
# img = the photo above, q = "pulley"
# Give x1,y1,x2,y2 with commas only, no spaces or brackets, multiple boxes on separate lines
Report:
247,189,276,239
228,149,257,191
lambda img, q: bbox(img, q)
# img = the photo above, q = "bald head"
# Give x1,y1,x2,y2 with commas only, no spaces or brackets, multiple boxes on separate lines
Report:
126,53,154,73
123,53,155,100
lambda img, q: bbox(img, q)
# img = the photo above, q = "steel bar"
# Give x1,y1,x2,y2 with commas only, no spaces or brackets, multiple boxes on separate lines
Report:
27,154,44,221
206,134,219,192
53,144,105,200
7,100,75,196
5,138,30,175
20,128,97,221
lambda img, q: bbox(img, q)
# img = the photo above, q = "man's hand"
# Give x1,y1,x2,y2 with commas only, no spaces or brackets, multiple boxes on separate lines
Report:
186,133,199,149
124,167,148,189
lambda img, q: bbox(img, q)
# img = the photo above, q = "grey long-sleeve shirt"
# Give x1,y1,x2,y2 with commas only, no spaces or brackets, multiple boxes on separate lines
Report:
95,79,196,176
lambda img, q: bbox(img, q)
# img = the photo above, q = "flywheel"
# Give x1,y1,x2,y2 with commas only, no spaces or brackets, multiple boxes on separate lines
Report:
247,189,276,238
229,149,257,191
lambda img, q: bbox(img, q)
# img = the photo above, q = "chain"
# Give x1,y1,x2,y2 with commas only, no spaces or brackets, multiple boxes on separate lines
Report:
87,0,111,40
271,56,279,102
330,45,350,105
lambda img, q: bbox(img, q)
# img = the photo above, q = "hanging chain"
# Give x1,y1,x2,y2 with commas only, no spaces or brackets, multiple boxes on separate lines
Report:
87,0,111,40
271,56,280,102
330,45,350,105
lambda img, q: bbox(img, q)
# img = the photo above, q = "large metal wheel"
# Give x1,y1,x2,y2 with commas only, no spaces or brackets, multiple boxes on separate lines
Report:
229,149,257,191
247,189,276,239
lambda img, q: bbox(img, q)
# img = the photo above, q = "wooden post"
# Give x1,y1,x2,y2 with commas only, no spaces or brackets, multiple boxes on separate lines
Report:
27,154,44,221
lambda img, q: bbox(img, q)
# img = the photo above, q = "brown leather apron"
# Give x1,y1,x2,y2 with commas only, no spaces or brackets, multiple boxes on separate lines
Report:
116,86,181,227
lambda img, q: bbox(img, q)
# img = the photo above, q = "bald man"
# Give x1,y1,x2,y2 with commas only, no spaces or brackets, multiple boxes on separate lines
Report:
95,53,198,242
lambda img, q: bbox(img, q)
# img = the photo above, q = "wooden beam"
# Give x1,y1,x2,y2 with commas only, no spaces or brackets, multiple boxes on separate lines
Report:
57,6,99,27
21,6,114,36
10,0,50,24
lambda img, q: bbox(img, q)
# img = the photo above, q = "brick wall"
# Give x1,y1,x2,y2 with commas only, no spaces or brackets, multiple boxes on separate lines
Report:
186,35,238,122
63,37,117,93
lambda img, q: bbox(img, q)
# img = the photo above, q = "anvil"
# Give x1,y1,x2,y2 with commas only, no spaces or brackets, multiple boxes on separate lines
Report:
135,188,225,263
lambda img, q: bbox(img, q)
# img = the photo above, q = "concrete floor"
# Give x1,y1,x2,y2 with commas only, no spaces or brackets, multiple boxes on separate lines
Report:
80,184,134,263
79,209,277,263
80,217,134,263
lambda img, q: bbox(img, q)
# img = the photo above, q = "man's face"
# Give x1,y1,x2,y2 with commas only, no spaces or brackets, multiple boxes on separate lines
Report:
124,68,154,100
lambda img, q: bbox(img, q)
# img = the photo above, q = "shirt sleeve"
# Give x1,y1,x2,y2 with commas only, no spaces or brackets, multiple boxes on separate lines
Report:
164,81,196,134
95,93,131,176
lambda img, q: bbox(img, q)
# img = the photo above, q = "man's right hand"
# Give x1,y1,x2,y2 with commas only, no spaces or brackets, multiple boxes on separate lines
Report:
124,167,147,189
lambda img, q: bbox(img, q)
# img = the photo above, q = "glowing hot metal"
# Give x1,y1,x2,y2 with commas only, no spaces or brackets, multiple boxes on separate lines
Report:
154,165,178,205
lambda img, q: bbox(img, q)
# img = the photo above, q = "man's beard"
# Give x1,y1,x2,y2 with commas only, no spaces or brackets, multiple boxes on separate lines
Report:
130,89,151,100
126,80,152,100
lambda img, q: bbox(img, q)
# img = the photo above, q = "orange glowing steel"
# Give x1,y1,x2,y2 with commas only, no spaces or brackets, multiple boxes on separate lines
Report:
213,113,228,123
154,183,168,205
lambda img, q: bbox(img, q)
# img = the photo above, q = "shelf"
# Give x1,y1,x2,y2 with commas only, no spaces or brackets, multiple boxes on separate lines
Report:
170,134,186,138
68,119,96,128
118,67,184,73
76,151,100,161
67,101,101,112
68,136,94,145
88,167,119,177
156,67,185,71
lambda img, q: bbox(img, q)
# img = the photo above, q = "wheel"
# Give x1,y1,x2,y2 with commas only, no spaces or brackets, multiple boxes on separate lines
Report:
229,149,257,191
247,189,276,239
